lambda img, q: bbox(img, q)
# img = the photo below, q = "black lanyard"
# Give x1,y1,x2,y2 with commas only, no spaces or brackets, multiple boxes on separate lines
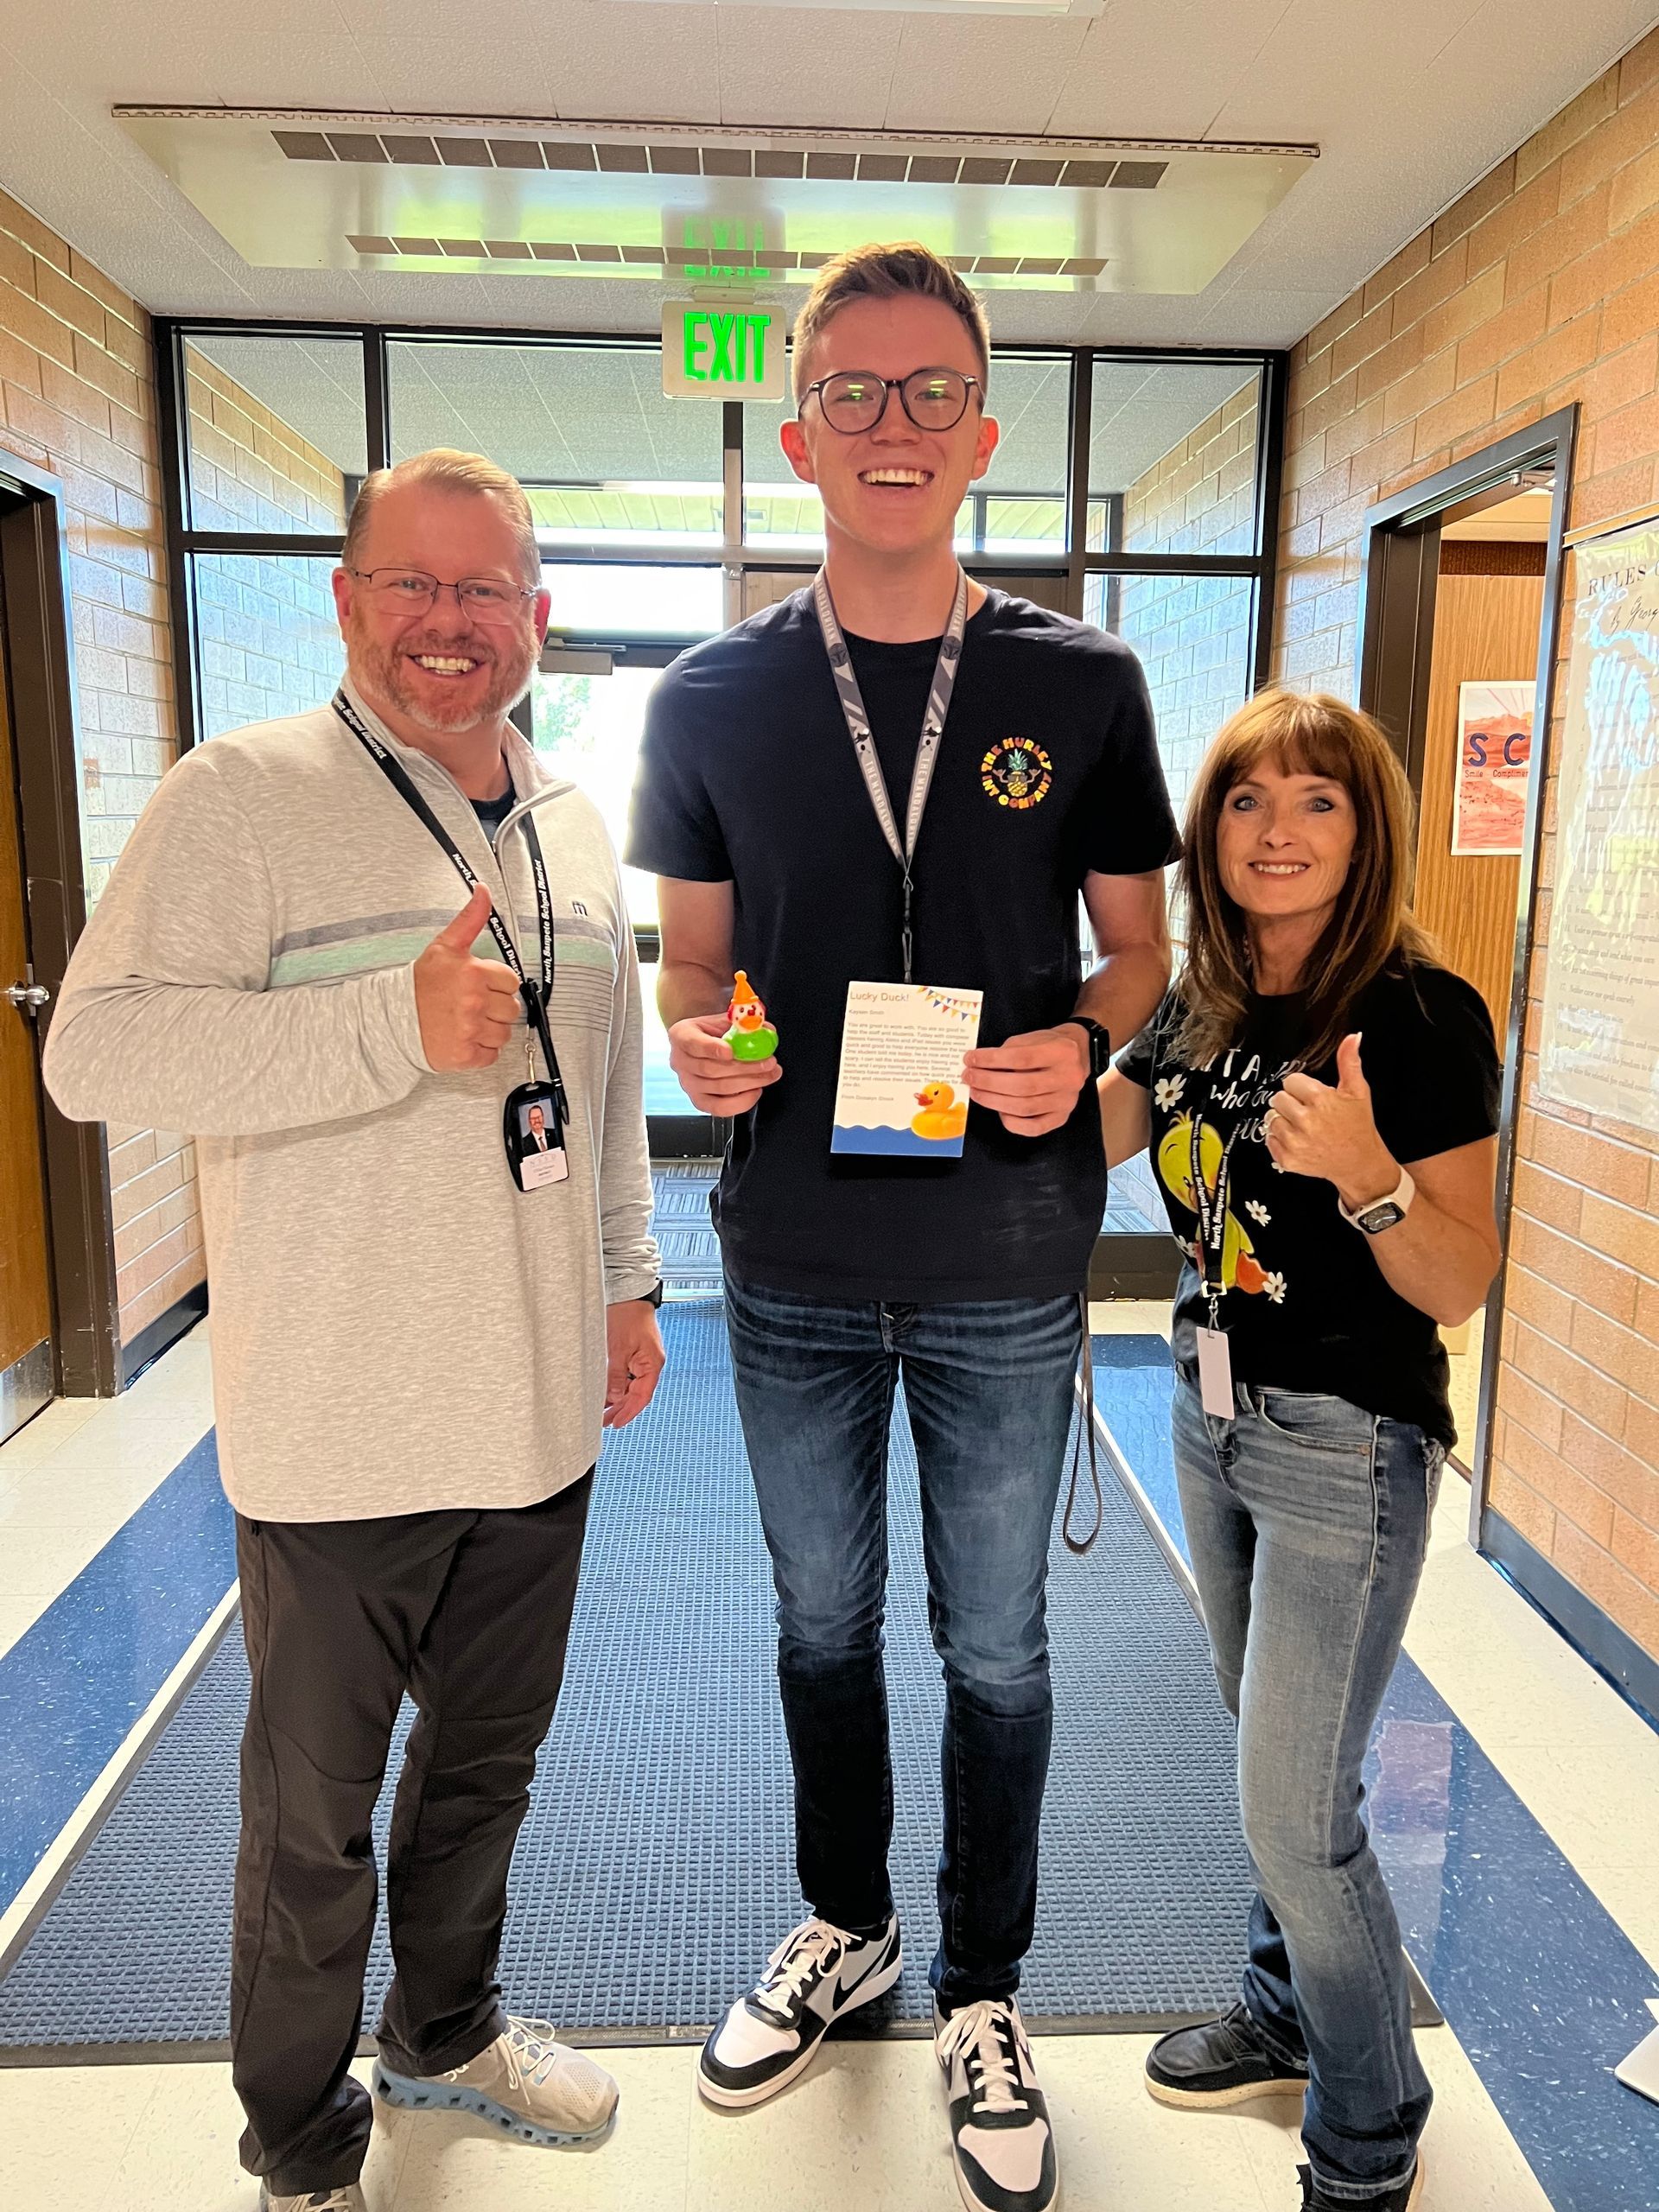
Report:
810,567,969,984
332,690,566,1117
1189,1109,1242,1331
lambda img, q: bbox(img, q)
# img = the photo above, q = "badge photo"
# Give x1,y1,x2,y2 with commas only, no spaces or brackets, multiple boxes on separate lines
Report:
505,1084,569,1191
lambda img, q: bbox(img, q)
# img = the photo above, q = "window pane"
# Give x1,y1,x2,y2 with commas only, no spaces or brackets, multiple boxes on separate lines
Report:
192,554,341,739
184,338,366,535
530,664,698,1116
1089,363,1262,558
391,342,722,550
1084,570,1256,821
980,353,1070,505
544,563,723,640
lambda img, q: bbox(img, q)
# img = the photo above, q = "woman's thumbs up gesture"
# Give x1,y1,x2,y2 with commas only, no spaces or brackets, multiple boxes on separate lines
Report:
1265,1033,1401,1210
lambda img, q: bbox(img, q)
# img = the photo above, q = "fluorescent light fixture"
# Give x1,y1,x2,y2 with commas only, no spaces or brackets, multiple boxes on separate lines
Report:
613,0,1103,12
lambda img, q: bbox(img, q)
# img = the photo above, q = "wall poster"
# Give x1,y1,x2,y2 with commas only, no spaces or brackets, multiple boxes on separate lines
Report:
1453,681,1534,854
1537,518,1659,1133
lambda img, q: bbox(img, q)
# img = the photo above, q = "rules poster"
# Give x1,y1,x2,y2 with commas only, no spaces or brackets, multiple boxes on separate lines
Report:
1453,680,1534,854
1538,519,1659,1132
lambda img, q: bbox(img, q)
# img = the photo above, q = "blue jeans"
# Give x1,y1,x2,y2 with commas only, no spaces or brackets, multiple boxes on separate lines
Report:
723,1268,1083,2009
1173,1369,1442,2202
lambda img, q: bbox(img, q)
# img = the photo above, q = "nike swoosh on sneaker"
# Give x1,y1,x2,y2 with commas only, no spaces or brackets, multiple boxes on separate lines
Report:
830,1926,898,2012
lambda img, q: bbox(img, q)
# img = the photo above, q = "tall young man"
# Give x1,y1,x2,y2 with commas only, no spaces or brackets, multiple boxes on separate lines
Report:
46,452,664,2212
628,247,1177,2212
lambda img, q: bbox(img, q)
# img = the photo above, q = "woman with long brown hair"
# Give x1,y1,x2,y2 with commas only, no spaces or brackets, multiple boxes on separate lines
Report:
1099,690,1503,2212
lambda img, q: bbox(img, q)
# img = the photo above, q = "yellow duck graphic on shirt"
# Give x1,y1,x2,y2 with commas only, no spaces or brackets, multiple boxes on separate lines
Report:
1156,1111,1272,1296
912,1082,969,1143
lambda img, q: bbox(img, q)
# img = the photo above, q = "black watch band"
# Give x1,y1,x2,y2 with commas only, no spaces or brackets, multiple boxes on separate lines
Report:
639,1281,665,1310
1065,1015,1113,1078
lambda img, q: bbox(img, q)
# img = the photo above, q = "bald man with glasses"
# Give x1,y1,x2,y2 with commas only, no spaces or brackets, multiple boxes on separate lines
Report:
47,448,664,2212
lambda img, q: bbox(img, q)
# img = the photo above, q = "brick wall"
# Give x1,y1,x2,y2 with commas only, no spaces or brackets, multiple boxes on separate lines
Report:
1107,380,1262,818
185,353,345,738
0,187,205,1352
0,213,347,1357
1274,29,1659,1662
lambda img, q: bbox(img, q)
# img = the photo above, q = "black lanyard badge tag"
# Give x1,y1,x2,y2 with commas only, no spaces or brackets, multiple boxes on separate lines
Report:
505,978,569,1191
505,1080,568,1190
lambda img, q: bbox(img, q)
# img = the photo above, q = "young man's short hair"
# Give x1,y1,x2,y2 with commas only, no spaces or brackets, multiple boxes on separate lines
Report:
791,244,992,399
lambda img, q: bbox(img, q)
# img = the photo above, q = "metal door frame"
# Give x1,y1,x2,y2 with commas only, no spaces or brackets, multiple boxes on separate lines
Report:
1355,406,1577,1541
0,453,120,1397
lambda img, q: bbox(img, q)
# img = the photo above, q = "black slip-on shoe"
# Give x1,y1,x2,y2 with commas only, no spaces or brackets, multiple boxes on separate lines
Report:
1299,2154,1425,2210
697,1914,902,2109
1146,2000,1309,2108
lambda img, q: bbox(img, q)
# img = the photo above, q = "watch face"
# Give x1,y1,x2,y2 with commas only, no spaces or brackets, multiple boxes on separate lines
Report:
1358,1201,1406,1234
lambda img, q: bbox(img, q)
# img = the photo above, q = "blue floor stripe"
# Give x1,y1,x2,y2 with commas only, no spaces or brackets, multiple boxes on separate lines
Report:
0,1435,236,1915
1092,1334,1659,2212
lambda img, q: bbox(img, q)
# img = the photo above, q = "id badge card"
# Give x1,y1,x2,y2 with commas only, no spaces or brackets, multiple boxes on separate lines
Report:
1196,1325,1235,1418
830,982,983,1157
505,1081,569,1191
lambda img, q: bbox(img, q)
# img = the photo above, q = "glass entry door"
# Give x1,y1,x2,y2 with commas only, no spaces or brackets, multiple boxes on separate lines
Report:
526,614,721,1159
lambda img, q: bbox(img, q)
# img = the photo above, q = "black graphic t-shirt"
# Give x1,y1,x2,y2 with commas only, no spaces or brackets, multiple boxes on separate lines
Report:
627,588,1179,1301
1117,961,1501,1445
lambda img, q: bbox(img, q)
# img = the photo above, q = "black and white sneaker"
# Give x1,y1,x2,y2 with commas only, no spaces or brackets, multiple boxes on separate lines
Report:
697,1914,902,2109
934,1997,1058,2212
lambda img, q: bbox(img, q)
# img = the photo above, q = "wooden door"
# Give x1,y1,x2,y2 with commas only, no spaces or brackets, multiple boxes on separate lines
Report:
0,610,54,1440
1415,552,1545,1040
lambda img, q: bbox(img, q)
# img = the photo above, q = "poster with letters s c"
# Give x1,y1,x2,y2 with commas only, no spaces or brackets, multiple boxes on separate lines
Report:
1453,681,1534,855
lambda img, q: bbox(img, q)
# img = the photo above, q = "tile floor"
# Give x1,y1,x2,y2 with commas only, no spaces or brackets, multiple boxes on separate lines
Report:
0,1314,1654,2212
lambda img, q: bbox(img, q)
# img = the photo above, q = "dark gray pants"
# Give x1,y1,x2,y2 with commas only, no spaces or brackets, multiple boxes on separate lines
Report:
230,1476,593,2196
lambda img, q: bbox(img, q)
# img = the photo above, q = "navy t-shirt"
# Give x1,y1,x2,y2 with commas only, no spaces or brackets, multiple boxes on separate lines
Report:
626,588,1179,1302
1116,962,1502,1444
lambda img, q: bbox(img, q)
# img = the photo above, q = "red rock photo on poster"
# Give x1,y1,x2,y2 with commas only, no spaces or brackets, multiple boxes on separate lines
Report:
1453,681,1535,855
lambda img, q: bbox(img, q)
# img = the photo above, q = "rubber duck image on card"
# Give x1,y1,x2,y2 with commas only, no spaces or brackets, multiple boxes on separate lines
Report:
830,982,983,1158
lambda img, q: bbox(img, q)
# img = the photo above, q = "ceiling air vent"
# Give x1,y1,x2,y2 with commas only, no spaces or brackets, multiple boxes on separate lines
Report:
285,130,1169,191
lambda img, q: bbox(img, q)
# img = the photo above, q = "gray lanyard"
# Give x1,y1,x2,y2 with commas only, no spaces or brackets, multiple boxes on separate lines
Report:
811,565,969,984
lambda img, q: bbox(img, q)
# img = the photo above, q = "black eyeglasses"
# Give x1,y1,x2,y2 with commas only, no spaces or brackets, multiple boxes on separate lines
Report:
347,569,538,624
800,366,985,435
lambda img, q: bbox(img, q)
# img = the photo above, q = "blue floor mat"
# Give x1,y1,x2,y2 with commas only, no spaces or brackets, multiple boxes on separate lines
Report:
0,1304,1255,2050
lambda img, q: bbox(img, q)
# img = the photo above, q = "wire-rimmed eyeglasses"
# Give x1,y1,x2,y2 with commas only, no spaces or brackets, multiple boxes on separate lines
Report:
799,366,985,435
346,569,539,623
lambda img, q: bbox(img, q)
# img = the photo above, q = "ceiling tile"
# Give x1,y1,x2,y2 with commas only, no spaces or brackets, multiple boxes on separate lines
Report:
349,37,556,117
1047,0,1293,142
883,16,1092,136
539,2,722,123
715,7,905,131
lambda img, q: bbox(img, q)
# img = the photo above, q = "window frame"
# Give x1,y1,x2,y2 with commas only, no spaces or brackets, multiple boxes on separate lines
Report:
156,318,1284,754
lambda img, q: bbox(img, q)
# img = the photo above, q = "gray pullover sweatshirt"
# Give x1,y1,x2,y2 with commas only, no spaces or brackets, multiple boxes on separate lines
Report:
44,681,659,1522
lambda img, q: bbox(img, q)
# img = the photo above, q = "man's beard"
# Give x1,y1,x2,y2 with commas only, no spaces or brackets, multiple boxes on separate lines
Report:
346,613,537,734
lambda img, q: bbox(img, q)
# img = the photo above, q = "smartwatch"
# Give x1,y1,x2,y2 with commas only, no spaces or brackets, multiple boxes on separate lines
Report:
1338,1166,1416,1236
1064,1015,1113,1079
638,1280,665,1309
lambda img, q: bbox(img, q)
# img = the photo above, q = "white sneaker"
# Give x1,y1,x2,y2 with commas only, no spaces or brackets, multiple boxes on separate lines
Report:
935,1998,1058,2212
258,2189,366,2211
372,2017,618,2145
698,1914,903,2108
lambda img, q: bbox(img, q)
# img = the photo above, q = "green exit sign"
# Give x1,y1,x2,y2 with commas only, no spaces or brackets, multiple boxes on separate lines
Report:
661,302,786,401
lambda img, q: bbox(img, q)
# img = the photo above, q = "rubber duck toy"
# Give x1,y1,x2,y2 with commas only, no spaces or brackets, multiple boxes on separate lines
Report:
724,971,779,1062
912,1081,969,1143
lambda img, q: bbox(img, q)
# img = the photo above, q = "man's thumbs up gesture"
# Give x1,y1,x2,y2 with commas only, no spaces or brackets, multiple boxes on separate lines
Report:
1265,1033,1400,1209
413,884,524,1071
